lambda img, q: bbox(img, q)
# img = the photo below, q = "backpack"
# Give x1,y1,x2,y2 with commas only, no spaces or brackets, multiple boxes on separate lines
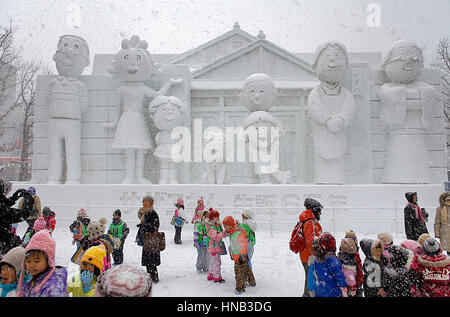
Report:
289,218,313,254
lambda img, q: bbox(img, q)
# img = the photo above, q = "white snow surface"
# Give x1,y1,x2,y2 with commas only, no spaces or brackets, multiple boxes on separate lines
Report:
15,222,410,297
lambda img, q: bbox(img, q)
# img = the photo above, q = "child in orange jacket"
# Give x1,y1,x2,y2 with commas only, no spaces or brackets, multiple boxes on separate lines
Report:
223,216,256,295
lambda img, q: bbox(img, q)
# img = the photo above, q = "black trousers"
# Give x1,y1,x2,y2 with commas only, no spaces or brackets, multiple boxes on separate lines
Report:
174,226,182,244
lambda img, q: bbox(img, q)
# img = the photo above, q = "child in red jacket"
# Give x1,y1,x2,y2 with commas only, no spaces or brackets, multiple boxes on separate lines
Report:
42,207,56,235
345,230,364,296
416,238,450,297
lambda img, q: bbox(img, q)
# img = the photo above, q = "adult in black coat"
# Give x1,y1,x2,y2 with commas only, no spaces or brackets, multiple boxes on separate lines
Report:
0,179,35,255
404,192,428,241
140,207,161,283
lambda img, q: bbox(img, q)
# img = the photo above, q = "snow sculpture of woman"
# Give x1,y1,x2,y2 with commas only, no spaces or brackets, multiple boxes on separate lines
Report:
307,42,356,184
379,40,439,183
149,95,186,184
105,35,181,184
240,73,292,184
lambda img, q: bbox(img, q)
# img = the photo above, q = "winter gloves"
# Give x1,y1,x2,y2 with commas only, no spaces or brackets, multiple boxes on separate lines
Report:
80,270,94,293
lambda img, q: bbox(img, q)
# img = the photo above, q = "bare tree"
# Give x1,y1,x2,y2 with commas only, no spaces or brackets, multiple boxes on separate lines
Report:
433,37,450,134
0,19,23,153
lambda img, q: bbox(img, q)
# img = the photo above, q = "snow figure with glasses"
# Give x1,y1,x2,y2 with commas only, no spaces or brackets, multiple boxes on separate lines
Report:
379,40,440,183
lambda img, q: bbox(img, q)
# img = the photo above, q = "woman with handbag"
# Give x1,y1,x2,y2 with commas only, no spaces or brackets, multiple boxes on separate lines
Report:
140,195,163,283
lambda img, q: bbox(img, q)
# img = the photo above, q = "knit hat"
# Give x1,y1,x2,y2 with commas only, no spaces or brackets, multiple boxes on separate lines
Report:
340,238,356,254
17,230,56,296
400,239,423,255
176,197,184,206
418,233,432,246
0,246,26,275
377,232,393,246
95,265,152,297
113,209,121,217
422,238,441,255
304,198,323,210
208,208,220,220
242,209,255,219
87,217,108,241
81,245,106,271
33,216,46,232
222,216,235,227
78,208,89,218
27,186,36,195
319,232,336,253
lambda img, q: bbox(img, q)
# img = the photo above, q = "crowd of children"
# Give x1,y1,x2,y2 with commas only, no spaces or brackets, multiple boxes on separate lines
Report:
305,230,450,297
0,185,449,297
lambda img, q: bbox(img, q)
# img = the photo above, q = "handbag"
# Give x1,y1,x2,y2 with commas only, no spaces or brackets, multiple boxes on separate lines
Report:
143,232,166,252
218,241,227,256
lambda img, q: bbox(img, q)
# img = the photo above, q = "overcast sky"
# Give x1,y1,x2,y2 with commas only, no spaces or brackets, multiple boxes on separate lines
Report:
1,0,449,73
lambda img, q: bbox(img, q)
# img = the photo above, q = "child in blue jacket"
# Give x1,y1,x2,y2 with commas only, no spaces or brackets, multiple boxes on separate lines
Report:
307,232,348,297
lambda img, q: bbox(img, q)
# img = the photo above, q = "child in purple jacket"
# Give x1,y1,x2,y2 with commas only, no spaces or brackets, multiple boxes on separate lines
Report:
16,229,68,297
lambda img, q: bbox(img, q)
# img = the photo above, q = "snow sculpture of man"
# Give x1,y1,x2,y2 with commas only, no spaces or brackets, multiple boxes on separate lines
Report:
240,73,292,184
379,40,439,183
105,35,182,184
149,95,186,184
46,35,90,184
307,42,356,184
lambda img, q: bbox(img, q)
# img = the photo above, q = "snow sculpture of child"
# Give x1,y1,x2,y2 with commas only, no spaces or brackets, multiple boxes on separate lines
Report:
149,95,186,184
240,73,291,184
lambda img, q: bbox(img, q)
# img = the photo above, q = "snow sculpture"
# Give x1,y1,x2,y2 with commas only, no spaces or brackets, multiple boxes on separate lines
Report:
149,95,186,184
47,35,90,184
307,42,356,184
379,40,439,183
105,35,182,184
240,73,292,184
202,129,227,184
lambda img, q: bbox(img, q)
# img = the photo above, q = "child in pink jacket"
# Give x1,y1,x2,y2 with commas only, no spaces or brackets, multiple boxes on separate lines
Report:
205,208,228,283
338,238,358,296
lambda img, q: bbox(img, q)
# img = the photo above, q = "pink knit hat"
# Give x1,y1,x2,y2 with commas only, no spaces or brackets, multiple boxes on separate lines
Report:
17,230,56,296
176,197,184,205
33,217,46,232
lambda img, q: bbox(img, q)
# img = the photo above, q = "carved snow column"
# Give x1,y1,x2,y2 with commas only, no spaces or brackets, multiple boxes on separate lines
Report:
379,40,439,183
149,96,186,184
307,42,356,184
46,35,90,184
240,73,292,184
105,35,181,184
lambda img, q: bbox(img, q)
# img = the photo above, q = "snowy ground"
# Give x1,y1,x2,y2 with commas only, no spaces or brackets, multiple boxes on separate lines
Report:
15,222,409,297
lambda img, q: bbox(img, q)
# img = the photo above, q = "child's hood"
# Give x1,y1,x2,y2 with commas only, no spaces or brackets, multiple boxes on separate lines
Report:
242,218,257,232
360,238,374,259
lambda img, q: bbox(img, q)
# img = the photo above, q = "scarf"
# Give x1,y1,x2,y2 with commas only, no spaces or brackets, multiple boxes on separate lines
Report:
408,202,424,223
0,282,17,297
442,201,450,225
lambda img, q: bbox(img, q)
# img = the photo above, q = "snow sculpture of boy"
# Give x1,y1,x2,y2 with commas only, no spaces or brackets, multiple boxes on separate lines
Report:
46,35,90,184
307,42,356,184
379,40,439,183
240,73,292,184
105,35,182,184
148,95,186,184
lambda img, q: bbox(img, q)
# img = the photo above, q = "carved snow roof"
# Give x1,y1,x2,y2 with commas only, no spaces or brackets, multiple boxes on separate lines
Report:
191,36,315,80
163,22,257,66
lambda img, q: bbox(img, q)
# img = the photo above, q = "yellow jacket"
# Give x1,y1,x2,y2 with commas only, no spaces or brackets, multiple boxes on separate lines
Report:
67,272,97,297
